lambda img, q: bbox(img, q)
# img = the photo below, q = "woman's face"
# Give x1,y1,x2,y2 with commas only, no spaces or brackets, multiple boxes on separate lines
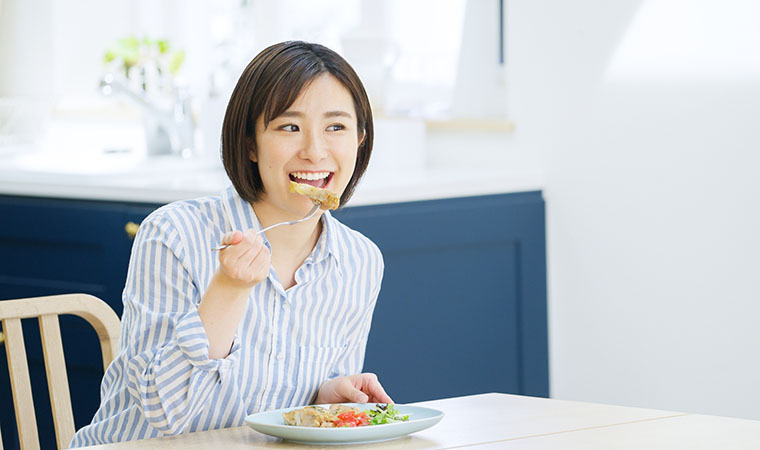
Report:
252,73,361,216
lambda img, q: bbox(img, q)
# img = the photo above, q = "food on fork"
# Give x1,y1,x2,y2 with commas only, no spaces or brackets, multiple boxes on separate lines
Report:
289,181,340,210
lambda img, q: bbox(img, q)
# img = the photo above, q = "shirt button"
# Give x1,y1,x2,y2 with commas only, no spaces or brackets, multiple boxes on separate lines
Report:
277,353,284,361
283,302,290,309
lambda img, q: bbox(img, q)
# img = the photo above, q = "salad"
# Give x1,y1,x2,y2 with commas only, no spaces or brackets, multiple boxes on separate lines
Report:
283,403,410,428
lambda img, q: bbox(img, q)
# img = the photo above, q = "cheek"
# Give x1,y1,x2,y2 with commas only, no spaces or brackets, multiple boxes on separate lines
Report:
254,153,278,184
262,164,278,183
338,149,359,185
338,139,359,162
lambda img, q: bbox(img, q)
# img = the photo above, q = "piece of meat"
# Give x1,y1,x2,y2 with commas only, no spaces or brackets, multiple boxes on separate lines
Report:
329,404,362,415
289,181,340,210
282,406,338,427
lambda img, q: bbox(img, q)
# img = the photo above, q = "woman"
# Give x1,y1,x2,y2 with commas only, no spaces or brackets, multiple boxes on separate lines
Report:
71,41,390,447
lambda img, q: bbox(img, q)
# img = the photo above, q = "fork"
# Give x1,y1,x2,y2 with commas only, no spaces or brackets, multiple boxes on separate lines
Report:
212,202,321,251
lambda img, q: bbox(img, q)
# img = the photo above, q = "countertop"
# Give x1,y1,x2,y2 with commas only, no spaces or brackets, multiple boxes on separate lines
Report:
0,152,543,205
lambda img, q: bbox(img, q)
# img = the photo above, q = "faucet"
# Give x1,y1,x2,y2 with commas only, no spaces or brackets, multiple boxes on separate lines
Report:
100,72,195,157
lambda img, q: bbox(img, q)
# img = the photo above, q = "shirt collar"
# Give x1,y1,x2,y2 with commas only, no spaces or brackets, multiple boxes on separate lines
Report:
312,210,341,265
222,185,258,232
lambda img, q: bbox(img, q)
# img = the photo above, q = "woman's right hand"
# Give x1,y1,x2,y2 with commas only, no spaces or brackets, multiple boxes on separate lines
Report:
199,230,270,359
216,230,272,290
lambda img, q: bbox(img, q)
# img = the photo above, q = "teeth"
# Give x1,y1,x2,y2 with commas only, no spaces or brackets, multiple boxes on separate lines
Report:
291,171,330,181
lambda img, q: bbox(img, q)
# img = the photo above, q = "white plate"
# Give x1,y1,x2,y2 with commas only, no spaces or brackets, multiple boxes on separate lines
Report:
244,403,444,445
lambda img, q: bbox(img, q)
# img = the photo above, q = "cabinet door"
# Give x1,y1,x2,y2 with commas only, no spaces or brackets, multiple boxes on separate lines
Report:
0,196,160,450
333,192,548,403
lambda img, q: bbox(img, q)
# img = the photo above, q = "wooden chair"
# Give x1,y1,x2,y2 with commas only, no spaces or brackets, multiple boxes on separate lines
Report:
0,294,120,450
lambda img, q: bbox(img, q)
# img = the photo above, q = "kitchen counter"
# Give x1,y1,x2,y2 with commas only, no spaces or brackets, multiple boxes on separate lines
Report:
0,113,539,205
0,153,543,205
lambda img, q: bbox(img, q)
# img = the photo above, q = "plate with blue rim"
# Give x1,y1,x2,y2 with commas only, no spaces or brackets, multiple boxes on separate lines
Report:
244,403,444,445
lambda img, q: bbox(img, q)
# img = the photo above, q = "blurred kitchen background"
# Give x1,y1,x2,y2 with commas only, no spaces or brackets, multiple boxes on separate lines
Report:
1,0,759,434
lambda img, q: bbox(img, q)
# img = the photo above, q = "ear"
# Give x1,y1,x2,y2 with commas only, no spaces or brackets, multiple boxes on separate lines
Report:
358,129,367,147
246,137,257,162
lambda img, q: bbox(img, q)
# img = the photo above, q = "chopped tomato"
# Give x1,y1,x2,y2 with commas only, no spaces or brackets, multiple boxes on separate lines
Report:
334,411,370,427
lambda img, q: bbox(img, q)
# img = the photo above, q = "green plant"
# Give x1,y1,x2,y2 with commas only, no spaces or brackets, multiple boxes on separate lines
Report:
103,36,185,78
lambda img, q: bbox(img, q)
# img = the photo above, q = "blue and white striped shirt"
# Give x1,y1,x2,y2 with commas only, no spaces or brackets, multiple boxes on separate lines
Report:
70,185,383,447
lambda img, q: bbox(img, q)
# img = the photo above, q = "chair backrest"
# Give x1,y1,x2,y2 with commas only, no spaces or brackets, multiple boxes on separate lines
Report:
0,294,120,450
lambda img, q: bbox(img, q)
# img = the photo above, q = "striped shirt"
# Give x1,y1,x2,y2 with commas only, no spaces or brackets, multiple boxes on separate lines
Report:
69,185,383,447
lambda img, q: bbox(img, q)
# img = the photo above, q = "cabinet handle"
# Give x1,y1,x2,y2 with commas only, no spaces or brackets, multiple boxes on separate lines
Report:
0,331,4,345
125,221,140,239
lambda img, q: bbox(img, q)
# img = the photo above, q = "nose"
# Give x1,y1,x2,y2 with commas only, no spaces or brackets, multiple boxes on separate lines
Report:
299,128,328,162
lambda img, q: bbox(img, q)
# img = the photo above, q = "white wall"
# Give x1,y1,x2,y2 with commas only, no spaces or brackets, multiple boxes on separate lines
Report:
507,0,760,419
0,0,137,102
0,0,53,99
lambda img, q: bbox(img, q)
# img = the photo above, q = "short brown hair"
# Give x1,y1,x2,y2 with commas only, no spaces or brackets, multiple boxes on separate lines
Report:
221,41,373,207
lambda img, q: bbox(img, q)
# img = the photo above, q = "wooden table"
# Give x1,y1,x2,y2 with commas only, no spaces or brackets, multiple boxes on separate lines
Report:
80,393,760,449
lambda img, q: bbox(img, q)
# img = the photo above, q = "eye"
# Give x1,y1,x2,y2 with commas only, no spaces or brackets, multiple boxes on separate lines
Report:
279,124,299,132
327,124,346,132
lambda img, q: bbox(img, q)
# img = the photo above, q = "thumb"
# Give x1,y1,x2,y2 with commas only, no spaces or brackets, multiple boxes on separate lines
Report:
223,230,244,245
230,230,245,244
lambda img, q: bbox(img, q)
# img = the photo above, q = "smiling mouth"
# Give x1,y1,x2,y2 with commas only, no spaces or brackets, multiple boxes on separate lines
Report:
289,171,334,189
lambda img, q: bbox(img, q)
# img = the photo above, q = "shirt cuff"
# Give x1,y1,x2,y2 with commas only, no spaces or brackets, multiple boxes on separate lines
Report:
174,309,241,376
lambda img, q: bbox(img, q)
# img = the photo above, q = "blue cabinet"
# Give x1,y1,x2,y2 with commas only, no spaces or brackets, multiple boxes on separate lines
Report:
0,195,159,450
333,192,548,402
0,191,547,448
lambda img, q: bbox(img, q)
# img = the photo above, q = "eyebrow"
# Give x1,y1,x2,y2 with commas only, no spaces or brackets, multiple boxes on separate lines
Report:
278,110,353,119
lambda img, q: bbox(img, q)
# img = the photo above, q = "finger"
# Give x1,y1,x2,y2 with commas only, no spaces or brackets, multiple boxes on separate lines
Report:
368,386,393,404
247,240,271,270
245,243,271,283
336,379,369,403
220,234,259,271
221,230,244,247
240,231,264,260
226,230,259,255
362,373,393,404
230,234,262,266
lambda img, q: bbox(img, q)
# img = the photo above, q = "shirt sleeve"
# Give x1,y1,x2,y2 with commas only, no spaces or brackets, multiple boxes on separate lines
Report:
120,210,240,434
